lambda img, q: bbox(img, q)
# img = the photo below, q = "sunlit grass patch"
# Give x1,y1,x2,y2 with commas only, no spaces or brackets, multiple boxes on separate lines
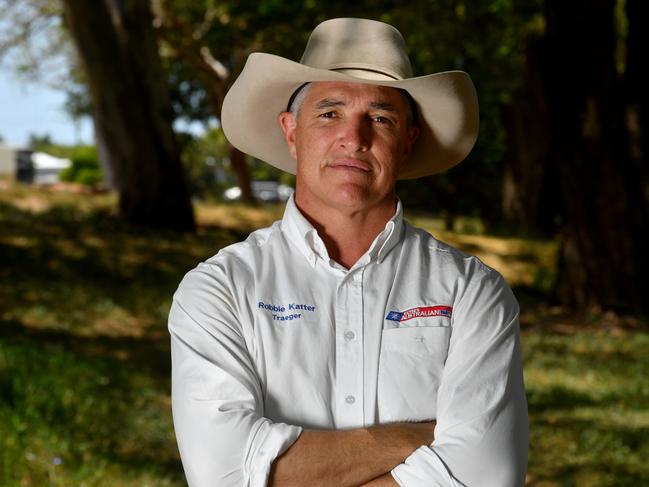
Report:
194,201,285,230
0,184,117,215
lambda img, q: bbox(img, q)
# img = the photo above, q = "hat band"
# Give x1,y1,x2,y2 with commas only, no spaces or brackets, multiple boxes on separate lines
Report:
331,67,399,81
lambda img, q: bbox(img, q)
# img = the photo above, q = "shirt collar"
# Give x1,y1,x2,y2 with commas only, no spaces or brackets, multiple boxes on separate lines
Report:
280,194,404,268
366,201,403,264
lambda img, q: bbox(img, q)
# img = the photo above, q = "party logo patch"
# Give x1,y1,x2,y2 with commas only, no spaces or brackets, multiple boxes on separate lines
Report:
386,305,452,323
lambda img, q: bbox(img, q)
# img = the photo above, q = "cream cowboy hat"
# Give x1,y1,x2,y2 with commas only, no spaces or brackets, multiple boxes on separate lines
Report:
221,18,479,179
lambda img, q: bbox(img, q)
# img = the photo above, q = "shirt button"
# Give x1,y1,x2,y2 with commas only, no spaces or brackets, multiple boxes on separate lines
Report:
345,395,356,404
344,331,355,341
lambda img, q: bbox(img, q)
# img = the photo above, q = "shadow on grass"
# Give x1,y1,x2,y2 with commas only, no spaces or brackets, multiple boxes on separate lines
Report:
0,316,171,380
0,201,247,336
527,385,598,412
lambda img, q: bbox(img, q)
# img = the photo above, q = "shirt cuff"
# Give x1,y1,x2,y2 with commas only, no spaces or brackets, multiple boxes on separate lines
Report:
391,446,465,487
244,418,303,487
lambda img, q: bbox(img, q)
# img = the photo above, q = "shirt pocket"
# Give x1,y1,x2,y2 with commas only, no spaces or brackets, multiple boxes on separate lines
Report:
377,326,451,423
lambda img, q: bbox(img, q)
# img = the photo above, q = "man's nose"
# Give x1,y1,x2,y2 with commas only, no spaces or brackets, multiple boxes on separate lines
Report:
338,117,371,152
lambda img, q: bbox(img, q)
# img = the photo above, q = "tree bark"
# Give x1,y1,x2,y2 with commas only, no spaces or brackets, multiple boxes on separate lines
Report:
61,0,195,232
542,0,649,313
502,37,560,235
228,145,255,204
626,0,649,204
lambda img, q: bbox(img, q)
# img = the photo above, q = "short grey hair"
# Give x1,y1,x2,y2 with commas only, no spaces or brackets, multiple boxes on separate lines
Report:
287,83,312,118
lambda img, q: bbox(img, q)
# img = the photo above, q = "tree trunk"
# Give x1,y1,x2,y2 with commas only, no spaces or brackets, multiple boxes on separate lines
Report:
228,146,256,204
502,38,560,235
626,0,649,204
61,0,195,232
543,0,649,313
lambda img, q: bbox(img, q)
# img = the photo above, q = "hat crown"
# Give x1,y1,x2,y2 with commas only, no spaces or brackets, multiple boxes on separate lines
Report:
300,18,414,81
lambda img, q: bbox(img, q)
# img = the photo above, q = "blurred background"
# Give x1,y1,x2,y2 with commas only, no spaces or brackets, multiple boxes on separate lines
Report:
0,1,647,485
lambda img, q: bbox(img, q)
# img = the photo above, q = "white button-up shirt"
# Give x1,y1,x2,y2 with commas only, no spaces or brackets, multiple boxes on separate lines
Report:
169,196,528,487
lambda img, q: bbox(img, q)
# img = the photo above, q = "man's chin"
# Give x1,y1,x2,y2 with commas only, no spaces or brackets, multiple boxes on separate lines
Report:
323,183,392,212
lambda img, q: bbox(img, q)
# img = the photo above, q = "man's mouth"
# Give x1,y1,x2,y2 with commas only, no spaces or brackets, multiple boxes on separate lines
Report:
327,158,372,172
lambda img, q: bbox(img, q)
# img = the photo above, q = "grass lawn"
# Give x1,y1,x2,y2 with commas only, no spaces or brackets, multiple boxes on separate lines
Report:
0,185,647,486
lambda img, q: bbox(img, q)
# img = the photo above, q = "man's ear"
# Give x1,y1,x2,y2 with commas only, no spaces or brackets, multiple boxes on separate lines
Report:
278,111,298,160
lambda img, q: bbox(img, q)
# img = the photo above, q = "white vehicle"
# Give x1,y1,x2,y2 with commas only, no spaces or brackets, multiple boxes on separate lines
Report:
223,181,294,202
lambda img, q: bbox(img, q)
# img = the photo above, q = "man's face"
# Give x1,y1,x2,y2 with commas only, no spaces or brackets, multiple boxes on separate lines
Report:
279,82,419,215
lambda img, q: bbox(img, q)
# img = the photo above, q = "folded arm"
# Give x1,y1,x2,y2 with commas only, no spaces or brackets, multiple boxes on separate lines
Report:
169,265,433,487
391,270,529,487
269,422,434,487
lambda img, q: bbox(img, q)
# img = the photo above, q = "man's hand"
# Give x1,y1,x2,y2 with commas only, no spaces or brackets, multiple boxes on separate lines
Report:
269,421,435,487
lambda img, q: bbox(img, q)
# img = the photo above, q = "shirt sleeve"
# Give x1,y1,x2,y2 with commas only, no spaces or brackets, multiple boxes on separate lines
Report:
391,268,528,487
168,263,303,487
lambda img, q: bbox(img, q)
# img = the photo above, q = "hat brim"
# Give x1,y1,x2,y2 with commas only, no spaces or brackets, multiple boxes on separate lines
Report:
222,53,479,179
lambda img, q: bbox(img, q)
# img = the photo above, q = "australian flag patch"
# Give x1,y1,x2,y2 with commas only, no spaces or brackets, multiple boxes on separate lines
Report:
386,305,453,323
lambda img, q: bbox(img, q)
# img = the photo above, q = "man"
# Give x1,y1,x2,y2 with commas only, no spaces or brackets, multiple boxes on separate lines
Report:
169,18,528,487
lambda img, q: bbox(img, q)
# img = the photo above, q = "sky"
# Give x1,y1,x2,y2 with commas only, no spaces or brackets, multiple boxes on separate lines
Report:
0,66,94,148
0,66,211,149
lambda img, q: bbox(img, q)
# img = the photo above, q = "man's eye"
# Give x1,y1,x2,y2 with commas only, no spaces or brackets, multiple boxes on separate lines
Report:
319,111,337,118
372,115,392,124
